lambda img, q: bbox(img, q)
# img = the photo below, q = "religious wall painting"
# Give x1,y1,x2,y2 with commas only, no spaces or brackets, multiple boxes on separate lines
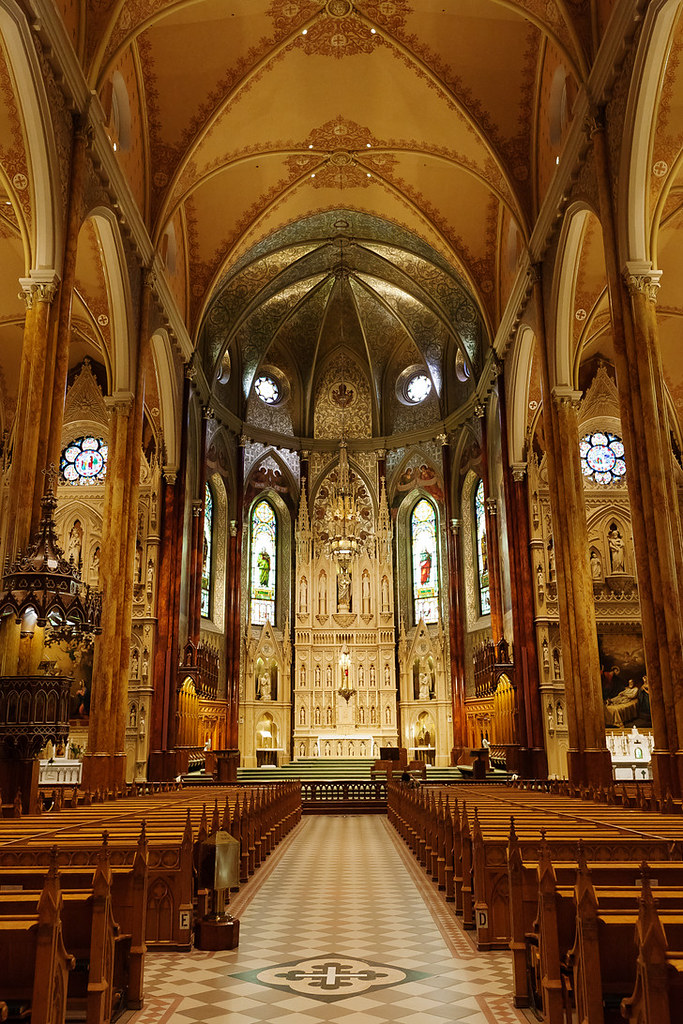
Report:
598,630,650,730
245,461,292,504
394,462,444,506
411,498,439,625
250,498,277,625
201,482,213,618
474,479,490,615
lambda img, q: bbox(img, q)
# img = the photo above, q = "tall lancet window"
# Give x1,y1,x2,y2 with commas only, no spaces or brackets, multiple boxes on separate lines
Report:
411,498,439,625
475,479,490,615
201,483,213,618
250,499,277,625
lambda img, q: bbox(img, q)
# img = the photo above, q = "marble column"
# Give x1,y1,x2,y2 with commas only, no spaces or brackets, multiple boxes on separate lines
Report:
531,269,611,787
590,112,683,797
8,275,59,559
479,416,504,643
441,437,466,762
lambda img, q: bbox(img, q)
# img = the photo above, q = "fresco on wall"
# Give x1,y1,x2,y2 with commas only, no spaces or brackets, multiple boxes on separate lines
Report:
598,630,650,729
394,462,444,504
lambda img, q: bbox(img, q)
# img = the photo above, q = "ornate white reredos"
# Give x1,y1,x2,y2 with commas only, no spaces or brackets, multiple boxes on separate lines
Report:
246,618,291,671
62,358,109,434
399,617,445,668
578,365,621,428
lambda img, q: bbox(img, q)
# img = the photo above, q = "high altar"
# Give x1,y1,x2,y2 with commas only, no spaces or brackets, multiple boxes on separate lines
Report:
292,449,398,758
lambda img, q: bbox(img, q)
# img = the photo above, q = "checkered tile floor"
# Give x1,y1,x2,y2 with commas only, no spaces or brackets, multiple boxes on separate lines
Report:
127,816,529,1024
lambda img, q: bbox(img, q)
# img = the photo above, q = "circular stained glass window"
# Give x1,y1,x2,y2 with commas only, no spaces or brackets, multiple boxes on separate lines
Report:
254,375,280,405
405,374,432,404
579,431,626,485
60,436,108,485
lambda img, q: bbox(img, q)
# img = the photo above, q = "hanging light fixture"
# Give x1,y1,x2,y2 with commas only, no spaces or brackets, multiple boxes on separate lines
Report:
327,238,360,572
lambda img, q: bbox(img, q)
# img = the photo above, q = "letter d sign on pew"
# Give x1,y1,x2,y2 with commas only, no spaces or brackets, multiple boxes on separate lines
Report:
477,909,488,929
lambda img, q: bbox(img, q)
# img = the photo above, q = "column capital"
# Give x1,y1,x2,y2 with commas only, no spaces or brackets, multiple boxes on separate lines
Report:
473,401,485,418
511,462,527,481
436,432,448,447
105,391,135,415
192,499,203,518
19,270,59,307
450,517,461,536
485,496,498,516
162,466,178,485
623,260,662,303
551,385,582,409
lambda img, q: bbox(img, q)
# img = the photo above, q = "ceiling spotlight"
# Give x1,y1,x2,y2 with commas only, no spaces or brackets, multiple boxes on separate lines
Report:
302,28,307,34
311,173,316,178
371,28,376,33
366,143,371,148
555,155,560,165
366,173,371,177
309,144,313,149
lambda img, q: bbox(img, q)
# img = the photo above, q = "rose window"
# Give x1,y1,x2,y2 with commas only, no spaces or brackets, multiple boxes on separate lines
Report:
405,374,432,404
254,374,280,404
60,437,108,485
579,432,626,485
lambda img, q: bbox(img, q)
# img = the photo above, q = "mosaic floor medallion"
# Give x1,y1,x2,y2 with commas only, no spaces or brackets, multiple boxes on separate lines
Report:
235,954,427,1001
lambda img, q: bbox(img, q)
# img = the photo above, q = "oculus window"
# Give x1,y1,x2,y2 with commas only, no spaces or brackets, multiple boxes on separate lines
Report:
60,437,108,485
579,432,626,485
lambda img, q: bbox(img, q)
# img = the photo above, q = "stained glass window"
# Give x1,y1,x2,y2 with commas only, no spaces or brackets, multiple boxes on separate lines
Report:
475,480,490,615
250,499,277,625
254,375,280,404
200,483,213,618
405,374,432,404
411,498,439,625
579,431,626,485
60,437,108,485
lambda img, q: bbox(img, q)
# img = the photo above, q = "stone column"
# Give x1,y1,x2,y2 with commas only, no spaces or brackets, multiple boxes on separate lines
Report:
531,269,611,787
40,122,90,533
441,436,467,762
479,415,505,643
499,374,547,777
226,442,245,749
85,392,134,790
7,275,59,559
187,412,208,648
590,111,683,796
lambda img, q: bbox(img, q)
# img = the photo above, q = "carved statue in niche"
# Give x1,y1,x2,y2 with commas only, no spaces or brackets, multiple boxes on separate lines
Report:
139,708,145,737
542,638,549,671
300,706,306,725
419,670,430,700
326,706,332,725
67,520,83,566
590,549,603,579
300,664,306,687
147,560,154,590
318,574,327,615
370,664,376,686
326,665,332,687
359,705,365,724
556,702,564,726
299,742,306,757
360,741,366,756
258,671,271,700
315,665,321,687
129,705,137,728
91,546,100,583
381,576,389,612
325,741,331,756
553,649,561,679
337,741,343,756
362,573,371,614
371,705,376,724
130,648,139,679
385,705,391,724
134,544,142,583
142,648,149,679
314,706,321,725
608,523,625,573
299,576,308,613
358,665,364,688
384,664,390,686
337,568,351,610
548,539,555,582
536,564,545,601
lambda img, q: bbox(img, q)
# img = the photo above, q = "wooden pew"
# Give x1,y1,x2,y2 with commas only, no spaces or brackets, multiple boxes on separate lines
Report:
621,872,683,1024
0,867,74,1024
0,829,147,1009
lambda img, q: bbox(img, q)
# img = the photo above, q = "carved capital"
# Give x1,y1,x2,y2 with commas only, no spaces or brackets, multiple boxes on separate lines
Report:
192,500,203,518
19,271,59,307
511,462,527,482
163,467,177,485
450,517,461,536
551,385,582,410
105,390,135,415
623,260,662,303
203,405,215,420
300,449,310,460
473,402,485,419
230,520,238,538
485,497,498,516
